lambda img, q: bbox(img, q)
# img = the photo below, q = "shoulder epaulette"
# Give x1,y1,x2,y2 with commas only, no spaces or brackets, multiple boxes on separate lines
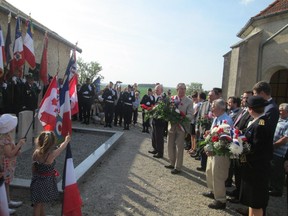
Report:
259,119,265,126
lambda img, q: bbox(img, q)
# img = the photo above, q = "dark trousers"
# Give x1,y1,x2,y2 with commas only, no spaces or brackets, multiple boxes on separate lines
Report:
142,111,150,130
82,99,92,123
270,154,285,194
123,104,133,128
200,151,207,169
226,159,241,196
104,102,114,124
151,119,165,156
114,105,123,125
132,109,138,124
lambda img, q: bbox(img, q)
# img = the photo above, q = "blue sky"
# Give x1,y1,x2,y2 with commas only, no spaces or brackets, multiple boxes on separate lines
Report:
7,0,273,90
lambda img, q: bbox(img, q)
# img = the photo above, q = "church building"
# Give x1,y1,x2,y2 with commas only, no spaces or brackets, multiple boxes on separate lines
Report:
223,0,288,104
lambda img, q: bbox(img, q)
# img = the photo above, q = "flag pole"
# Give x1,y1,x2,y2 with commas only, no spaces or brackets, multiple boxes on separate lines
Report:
23,109,38,139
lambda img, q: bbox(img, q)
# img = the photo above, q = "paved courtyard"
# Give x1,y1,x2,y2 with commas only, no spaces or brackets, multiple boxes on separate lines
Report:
11,121,287,216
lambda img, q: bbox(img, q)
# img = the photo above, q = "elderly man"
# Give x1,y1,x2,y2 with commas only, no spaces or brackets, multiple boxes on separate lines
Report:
164,83,194,174
269,103,288,197
195,88,222,171
148,84,166,158
202,99,233,209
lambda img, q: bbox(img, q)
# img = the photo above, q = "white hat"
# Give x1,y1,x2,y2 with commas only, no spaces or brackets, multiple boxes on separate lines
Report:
0,114,18,134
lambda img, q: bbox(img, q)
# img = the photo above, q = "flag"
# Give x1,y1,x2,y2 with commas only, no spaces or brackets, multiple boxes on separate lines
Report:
39,33,48,85
23,19,36,69
0,178,9,216
67,49,77,81
4,12,13,79
38,75,59,131
0,25,5,78
62,144,82,216
69,75,78,115
13,17,25,77
93,77,101,94
54,59,72,140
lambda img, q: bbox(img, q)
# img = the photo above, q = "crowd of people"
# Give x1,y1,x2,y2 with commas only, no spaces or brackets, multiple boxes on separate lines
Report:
0,78,288,215
142,81,287,215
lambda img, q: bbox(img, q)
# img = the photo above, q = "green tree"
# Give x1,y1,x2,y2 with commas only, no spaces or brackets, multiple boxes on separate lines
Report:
77,57,103,84
186,82,203,96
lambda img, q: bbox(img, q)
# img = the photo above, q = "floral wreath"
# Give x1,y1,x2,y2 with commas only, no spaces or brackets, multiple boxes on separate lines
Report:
200,120,250,157
144,96,189,129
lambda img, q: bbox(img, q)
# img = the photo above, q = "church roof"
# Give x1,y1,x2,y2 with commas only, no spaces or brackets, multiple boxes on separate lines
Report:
255,0,288,17
237,0,288,38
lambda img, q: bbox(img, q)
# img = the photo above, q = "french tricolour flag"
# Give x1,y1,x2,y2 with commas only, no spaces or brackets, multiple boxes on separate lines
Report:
62,144,82,216
13,17,25,71
23,19,36,69
0,179,9,216
0,25,6,77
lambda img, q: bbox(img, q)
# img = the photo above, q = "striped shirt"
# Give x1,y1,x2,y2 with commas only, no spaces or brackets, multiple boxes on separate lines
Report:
273,118,288,157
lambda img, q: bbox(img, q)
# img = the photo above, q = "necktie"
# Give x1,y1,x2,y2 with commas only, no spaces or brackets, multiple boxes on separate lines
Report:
234,109,246,127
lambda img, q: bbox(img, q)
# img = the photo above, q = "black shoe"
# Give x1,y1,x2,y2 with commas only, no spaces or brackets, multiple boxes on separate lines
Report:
269,190,282,197
104,124,108,127
194,156,201,160
202,192,214,199
208,201,226,210
81,121,86,124
171,169,180,174
164,165,174,169
227,197,240,203
196,167,205,172
142,129,146,133
146,129,150,133
148,150,157,154
108,124,112,128
153,153,163,158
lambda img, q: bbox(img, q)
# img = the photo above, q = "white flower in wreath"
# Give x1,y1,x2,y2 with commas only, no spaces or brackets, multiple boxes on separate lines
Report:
204,144,213,152
229,138,243,155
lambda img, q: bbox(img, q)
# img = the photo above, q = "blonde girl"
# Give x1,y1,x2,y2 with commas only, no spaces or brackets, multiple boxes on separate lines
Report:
30,131,71,216
0,114,26,215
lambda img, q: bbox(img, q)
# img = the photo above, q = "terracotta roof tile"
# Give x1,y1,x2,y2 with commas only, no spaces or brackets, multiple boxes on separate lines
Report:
255,0,288,17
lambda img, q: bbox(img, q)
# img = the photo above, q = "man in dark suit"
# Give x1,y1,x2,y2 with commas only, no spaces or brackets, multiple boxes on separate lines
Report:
253,81,279,156
148,84,166,158
227,91,253,201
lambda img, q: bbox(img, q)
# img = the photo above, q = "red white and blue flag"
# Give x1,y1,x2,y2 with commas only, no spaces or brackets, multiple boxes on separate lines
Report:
69,75,79,116
62,143,82,216
4,13,13,80
0,178,9,216
67,49,77,81
13,17,25,77
23,19,36,69
39,33,48,85
0,25,5,77
38,75,59,131
54,56,74,141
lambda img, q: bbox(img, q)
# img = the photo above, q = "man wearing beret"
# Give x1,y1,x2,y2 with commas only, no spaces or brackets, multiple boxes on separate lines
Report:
240,96,272,216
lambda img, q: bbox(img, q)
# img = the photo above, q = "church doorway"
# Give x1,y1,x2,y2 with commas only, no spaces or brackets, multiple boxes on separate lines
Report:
270,69,288,105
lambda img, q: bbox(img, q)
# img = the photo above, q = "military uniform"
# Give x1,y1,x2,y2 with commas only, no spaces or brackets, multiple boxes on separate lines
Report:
122,90,135,130
240,96,273,210
102,87,117,127
240,115,272,209
79,83,95,124
140,94,155,132
23,81,41,112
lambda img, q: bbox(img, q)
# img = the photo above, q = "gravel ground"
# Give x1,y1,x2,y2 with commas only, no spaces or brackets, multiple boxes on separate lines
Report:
11,120,288,216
